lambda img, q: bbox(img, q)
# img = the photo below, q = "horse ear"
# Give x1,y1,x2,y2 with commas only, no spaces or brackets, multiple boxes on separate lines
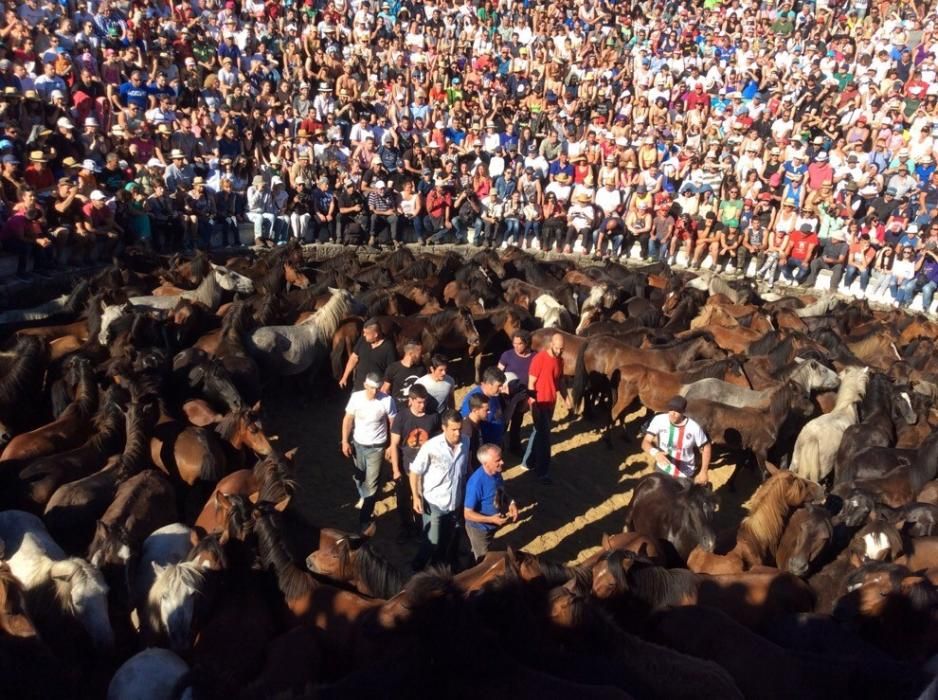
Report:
284,448,298,462
636,541,650,557
151,561,167,577
273,495,291,512
216,491,234,508
360,522,376,539
506,546,519,569
189,530,200,549
601,534,613,551
251,401,262,413
328,287,339,294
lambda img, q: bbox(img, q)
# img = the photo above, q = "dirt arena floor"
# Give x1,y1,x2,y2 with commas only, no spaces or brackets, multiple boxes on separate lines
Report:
265,353,758,571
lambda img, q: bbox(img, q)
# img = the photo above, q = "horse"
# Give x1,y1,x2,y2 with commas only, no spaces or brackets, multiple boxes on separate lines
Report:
835,373,918,484
378,307,482,360
107,648,193,700
534,293,574,331
686,381,817,482
306,524,407,599
44,388,158,555
621,472,717,564
0,510,113,650
0,279,90,327
133,524,198,608
0,355,98,464
680,358,841,408
0,335,50,443
129,263,255,312
247,287,356,377
143,559,210,652
10,388,125,513
789,367,871,483
775,505,834,577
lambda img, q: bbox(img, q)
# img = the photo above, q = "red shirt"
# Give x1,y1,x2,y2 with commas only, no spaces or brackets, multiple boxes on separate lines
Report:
789,231,819,261
529,350,563,406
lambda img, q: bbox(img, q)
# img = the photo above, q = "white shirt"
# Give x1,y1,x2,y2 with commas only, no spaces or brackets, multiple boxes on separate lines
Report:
415,374,455,413
345,390,397,445
645,413,709,478
410,433,469,511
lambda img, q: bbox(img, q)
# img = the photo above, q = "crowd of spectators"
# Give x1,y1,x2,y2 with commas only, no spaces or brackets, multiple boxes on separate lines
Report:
0,0,937,308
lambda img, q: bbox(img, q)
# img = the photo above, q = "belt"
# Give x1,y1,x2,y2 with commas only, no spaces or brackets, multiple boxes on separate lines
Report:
354,441,386,449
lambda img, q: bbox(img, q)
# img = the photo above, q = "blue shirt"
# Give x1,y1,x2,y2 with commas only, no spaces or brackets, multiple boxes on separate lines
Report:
119,81,149,108
464,467,503,531
459,386,505,446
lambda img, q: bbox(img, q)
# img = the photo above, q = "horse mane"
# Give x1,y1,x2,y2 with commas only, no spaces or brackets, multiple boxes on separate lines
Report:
189,253,211,281
63,280,91,316
0,336,47,408
835,368,869,409
257,466,296,505
626,559,699,609
681,357,741,383
747,331,784,357
149,561,204,602
215,408,251,442
256,261,287,296
298,288,354,344
351,542,406,600
768,381,797,420
655,330,716,348
48,559,108,614
253,508,314,601
737,472,801,558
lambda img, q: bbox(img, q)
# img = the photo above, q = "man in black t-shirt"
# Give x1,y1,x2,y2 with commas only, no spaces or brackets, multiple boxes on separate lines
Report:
339,318,398,391
389,384,442,538
383,340,426,402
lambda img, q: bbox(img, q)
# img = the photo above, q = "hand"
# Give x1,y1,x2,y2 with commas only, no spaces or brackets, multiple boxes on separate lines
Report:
339,375,348,389
412,495,424,515
341,441,352,458
654,452,671,469
391,466,402,480
490,513,510,527
508,501,519,521
384,447,394,462
564,395,574,411
694,471,710,486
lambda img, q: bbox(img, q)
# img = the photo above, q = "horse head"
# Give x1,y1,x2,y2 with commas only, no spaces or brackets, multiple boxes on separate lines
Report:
783,505,833,577
835,488,878,528
457,306,481,352
377,567,460,631
305,523,375,581
891,389,918,426
149,561,204,652
48,558,113,650
849,520,904,565
210,264,255,294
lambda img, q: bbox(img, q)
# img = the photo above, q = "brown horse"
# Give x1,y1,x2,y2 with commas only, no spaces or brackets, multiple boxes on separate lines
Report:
194,449,297,536
0,560,38,639
0,355,98,464
306,524,406,599
0,335,50,444
774,505,833,577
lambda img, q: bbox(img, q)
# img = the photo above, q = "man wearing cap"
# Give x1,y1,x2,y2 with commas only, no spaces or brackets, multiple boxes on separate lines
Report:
642,396,711,484
367,179,401,248
341,371,397,531
780,222,819,285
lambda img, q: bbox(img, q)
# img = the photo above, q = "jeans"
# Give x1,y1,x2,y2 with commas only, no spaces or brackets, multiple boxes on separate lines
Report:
895,278,918,307
502,218,520,244
452,215,481,244
523,221,540,245
404,215,424,242
352,441,384,526
369,213,400,245
843,265,871,292
869,272,893,299
648,237,669,262
922,280,938,311
522,403,554,477
412,502,457,571
780,258,809,283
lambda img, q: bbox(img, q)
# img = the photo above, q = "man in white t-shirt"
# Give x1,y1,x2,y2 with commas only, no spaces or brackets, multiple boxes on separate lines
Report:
341,372,397,529
641,395,711,484
414,354,456,413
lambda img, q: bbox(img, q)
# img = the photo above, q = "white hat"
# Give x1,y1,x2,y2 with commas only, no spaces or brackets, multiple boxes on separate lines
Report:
146,158,164,168
84,117,99,127
295,177,306,185
907,224,920,233
56,117,74,129
50,89,64,100
170,149,185,160
374,180,386,189
816,152,828,161
271,176,283,185
90,190,106,201
80,159,100,172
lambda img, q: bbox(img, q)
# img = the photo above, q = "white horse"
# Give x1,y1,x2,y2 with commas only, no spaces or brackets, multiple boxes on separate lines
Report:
534,294,573,331
681,359,841,408
98,300,135,346
108,648,193,700
248,287,356,376
143,560,206,651
129,264,254,312
0,510,113,649
132,524,197,610
790,367,870,483
0,280,90,326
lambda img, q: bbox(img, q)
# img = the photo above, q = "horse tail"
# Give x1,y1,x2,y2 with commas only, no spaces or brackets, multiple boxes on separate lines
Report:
571,340,589,415
195,430,224,483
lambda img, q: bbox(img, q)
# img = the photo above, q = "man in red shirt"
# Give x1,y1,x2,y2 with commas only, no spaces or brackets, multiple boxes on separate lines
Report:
523,333,573,484
781,223,819,286
423,181,452,243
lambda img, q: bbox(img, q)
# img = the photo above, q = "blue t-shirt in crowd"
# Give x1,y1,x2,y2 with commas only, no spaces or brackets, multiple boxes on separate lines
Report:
459,386,505,446
464,467,503,531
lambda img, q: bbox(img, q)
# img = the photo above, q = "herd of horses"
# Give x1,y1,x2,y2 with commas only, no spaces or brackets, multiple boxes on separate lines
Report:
0,241,937,697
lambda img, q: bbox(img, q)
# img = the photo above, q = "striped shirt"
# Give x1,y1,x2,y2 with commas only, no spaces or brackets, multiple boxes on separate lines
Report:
645,413,709,478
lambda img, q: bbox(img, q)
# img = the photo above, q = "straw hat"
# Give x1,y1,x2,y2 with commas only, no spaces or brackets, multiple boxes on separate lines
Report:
28,151,48,162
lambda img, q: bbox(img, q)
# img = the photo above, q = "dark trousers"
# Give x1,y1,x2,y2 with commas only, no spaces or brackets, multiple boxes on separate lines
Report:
804,259,844,290
369,213,400,244
736,247,765,276
522,403,553,476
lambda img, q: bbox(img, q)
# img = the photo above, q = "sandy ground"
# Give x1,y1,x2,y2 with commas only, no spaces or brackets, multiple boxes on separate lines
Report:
265,353,756,571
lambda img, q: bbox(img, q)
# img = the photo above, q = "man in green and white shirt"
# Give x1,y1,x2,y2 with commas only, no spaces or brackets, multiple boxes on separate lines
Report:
641,396,711,485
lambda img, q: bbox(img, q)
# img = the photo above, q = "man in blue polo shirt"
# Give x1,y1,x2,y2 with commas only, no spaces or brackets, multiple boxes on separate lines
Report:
464,443,518,560
459,366,506,447
118,71,149,109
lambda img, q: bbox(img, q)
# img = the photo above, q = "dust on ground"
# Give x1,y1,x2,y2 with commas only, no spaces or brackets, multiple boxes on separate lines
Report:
265,355,756,570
